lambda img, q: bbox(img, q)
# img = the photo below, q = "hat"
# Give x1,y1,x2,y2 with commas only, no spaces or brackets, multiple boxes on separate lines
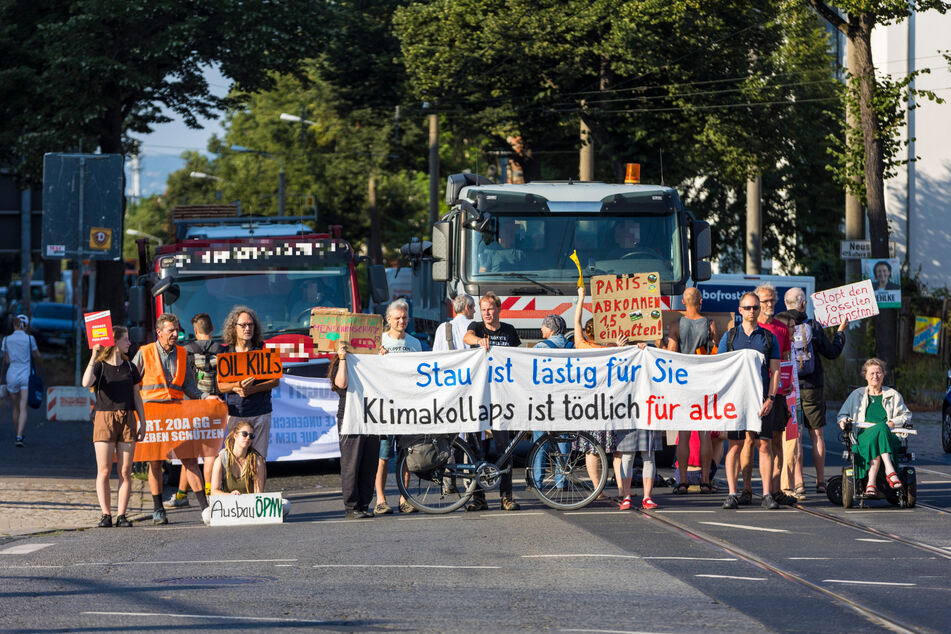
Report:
15,314,28,326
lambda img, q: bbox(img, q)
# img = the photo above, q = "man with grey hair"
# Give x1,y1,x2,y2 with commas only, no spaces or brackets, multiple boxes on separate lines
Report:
432,294,475,351
784,287,847,494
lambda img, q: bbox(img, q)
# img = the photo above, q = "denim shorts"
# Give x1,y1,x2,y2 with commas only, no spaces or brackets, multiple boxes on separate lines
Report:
379,435,396,460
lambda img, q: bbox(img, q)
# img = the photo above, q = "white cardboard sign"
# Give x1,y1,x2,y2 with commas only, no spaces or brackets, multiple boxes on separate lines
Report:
207,492,284,526
811,279,879,327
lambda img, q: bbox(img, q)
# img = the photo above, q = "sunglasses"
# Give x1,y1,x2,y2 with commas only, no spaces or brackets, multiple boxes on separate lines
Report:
236,430,256,439
739,305,760,311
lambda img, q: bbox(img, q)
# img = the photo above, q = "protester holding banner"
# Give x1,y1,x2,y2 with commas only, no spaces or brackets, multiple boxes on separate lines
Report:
432,294,476,352
218,306,279,459
837,358,911,496
530,314,572,488
784,287,847,495
332,341,380,519
754,283,796,507
375,299,422,515
166,313,227,509
133,313,217,524
462,291,522,512
82,326,146,528
718,292,782,511
665,287,718,495
3,314,40,448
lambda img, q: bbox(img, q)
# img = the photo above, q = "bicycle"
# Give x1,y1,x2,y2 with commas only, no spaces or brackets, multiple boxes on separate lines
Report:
396,430,608,514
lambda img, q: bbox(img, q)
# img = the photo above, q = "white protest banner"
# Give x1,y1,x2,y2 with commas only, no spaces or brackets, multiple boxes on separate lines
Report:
342,348,490,436
268,376,341,461
341,347,764,434
811,279,878,327
207,492,284,526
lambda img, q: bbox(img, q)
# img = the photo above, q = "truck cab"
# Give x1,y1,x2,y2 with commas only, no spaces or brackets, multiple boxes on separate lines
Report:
411,172,712,341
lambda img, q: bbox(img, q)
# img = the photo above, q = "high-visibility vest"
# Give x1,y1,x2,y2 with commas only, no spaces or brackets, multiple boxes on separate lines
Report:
140,342,186,403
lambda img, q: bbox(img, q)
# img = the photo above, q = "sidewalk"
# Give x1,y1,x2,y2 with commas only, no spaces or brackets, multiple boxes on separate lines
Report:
0,405,155,536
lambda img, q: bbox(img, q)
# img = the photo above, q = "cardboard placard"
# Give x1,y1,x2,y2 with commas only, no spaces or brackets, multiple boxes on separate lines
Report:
83,310,114,347
207,492,284,526
591,273,663,343
811,279,879,327
216,350,283,384
311,308,382,354
133,400,228,462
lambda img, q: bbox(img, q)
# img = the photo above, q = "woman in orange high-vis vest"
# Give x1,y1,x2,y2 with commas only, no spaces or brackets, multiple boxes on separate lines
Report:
132,314,219,525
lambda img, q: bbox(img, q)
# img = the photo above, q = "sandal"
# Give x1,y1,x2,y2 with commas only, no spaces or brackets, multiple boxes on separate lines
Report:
816,481,827,494
673,483,689,495
699,482,718,494
864,484,878,498
886,471,902,489
794,484,806,501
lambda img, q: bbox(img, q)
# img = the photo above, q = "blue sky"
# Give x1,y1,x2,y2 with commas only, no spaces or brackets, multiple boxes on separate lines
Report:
125,66,230,197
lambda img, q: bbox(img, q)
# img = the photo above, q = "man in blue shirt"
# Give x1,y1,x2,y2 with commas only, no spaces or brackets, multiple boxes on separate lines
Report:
717,292,781,510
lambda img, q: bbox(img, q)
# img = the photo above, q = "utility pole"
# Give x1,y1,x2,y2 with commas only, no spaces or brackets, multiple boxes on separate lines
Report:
278,160,286,217
20,190,32,316
745,174,762,274
579,103,594,181
428,108,439,227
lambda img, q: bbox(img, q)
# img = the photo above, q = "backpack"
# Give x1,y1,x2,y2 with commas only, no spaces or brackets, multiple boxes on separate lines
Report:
538,338,574,349
190,340,220,395
726,325,774,360
791,322,815,376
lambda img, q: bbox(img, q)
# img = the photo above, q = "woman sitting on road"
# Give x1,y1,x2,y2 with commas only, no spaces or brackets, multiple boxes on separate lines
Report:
202,421,288,524
81,326,147,528
837,358,912,497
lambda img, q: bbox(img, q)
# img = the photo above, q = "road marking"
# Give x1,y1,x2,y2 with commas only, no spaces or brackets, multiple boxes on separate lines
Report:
274,564,294,567
855,538,892,543
698,521,788,533
313,564,499,570
3,565,64,569
695,574,767,581
919,480,951,484
654,510,716,514
82,611,332,623
522,554,640,559
823,580,916,587
788,557,831,560
564,511,630,515
75,559,297,566
0,543,55,555
562,629,654,633
644,556,736,561
481,512,546,518
914,467,951,477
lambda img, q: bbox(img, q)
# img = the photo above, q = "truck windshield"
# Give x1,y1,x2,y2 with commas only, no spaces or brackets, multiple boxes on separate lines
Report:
467,214,682,284
157,240,353,341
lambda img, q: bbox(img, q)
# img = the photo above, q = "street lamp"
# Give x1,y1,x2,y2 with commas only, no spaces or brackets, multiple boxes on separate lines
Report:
279,112,318,126
189,171,224,182
230,145,285,216
126,228,163,246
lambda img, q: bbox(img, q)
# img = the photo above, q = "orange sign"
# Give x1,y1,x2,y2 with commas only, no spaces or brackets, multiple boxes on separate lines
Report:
216,350,283,384
133,400,228,461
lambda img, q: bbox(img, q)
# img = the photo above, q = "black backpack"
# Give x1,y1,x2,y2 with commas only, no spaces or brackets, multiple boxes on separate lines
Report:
726,325,774,359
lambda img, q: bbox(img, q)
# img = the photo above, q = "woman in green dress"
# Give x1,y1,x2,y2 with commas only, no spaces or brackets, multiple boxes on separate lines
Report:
836,358,912,496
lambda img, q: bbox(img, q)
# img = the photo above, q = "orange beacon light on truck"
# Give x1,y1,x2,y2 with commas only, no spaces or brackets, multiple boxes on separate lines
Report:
624,163,641,184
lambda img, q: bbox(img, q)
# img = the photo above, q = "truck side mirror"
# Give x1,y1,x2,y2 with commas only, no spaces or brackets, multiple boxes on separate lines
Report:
151,277,181,305
432,221,450,282
368,264,390,305
690,220,712,282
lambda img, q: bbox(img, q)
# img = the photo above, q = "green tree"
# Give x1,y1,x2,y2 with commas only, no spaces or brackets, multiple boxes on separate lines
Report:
806,0,949,370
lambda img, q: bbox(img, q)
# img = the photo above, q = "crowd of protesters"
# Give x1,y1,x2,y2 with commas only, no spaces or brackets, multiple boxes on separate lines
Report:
75,279,896,526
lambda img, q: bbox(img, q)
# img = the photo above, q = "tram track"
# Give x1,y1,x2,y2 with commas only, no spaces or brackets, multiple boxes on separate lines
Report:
634,507,926,634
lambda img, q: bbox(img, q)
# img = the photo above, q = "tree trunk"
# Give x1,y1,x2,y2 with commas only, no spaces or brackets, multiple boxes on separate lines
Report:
850,15,897,371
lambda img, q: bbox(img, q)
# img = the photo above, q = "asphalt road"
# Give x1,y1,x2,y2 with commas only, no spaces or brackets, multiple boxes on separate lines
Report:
2,417,951,633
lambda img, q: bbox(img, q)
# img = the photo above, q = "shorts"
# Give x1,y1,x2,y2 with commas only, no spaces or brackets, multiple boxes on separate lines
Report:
727,402,777,441
226,413,272,459
615,429,660,453
5,364,29,393
379,435,396,460
93,409,137,444
799,387,826,429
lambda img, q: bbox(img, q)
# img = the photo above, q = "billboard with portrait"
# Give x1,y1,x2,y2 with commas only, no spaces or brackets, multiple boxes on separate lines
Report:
861,257,901,309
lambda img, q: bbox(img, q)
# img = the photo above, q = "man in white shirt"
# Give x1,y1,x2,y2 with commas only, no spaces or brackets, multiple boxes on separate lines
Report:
432,294,475,351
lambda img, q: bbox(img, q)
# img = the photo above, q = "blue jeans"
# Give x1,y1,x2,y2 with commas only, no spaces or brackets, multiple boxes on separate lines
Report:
532,431,571,487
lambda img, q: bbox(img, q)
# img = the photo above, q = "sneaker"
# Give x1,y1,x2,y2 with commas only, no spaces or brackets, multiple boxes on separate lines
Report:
201,507,212,525
114,515,132,528
97,514,112,528
641,497,659,510
761,493,779,510
500,496,521,511
466,496,488,512
152,509,168,525
374,502,393,515
722,494,739,509
777,492,798,506
359,507,375,518
619,497,632,511
164,492,189,508
737,490,753,505
345,509,373,520
398,501,418,514
15,436,24,448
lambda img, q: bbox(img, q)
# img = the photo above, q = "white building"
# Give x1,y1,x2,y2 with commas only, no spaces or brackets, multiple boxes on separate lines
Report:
872,10,951,293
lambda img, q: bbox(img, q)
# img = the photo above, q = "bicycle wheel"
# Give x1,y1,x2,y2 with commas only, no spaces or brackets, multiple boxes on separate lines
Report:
397,436,478,514
525,431,607,510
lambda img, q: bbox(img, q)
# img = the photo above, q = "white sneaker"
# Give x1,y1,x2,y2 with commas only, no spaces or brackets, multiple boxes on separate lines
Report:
201,506,212,526
164,493,189,508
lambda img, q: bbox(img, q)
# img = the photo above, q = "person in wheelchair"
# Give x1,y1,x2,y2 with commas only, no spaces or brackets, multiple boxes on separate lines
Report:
836,358,912,497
